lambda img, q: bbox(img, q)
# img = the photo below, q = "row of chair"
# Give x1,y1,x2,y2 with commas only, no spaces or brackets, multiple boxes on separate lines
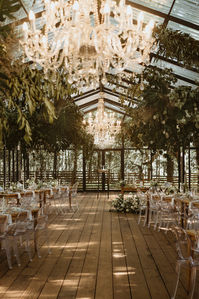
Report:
137,191,199,299
0,206,49,269
0,182,79,269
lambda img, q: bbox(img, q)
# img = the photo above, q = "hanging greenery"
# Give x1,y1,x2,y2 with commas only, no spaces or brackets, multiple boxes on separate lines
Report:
0,1,79,148
122,66,199,153
154,24,199,70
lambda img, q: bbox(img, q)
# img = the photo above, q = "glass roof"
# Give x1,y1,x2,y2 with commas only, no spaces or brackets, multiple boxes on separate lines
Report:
2,0,199,112
129,0,174,14
130,6,165,24
167,21,199,40
171,0,199,26
152,58,199,83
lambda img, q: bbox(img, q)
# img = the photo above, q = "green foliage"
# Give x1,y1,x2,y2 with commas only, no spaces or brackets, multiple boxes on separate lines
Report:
0,0,21,22
154,25,199,70
111,193,140,213
123,66,199,153
0,0,23,147
4,94,93,153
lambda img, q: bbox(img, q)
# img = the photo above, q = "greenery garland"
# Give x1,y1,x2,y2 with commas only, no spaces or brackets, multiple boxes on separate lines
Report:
154,25,199,71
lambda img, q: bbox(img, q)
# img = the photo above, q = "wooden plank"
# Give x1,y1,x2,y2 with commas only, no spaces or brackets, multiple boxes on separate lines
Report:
57,193,99,298
127,214,170,299
0,192,198,299
111,211,132,299
35,193,94,299
21,210,86,299
75,193,106,298
118,213,150,299
95,194,113,299
0,194,86,298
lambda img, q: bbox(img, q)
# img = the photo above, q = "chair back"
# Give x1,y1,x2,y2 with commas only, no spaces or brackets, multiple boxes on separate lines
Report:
0,215,8,234
172,226,189,260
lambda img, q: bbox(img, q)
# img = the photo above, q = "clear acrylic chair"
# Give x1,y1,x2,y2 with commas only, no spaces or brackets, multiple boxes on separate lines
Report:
148,193,161,229
35,206,51,258
171,226,199,299
186,202,199,230
70,182,79,210
0,215,13,269
137,192,148,226
52,187,63,214
59,186,70,213
171,226,190,299
157,197,177,233
11,210,35,263
188,230,199,299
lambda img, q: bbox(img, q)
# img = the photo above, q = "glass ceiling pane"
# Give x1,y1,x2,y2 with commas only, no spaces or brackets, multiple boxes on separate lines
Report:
31,0,45,14
167,21,199,40
151,58,199,84
131,6,165,24
21,0,34,11
171,0,199,26
129,0,173,14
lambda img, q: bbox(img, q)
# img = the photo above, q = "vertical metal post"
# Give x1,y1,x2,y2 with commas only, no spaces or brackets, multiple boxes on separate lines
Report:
8,150,11,184
12,149,15,182
3,146,6,190
121,136,124,181
182,146,185,184
82,149,86,191
150,151,153,180
27,152,29,180
16,147,19,182
102,150,105,191
23,152,26,186
188,146,191,190
178,147,181,191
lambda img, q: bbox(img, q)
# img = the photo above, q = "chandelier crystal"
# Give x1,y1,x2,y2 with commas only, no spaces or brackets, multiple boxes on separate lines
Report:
85,93,121,149
21,0,155,88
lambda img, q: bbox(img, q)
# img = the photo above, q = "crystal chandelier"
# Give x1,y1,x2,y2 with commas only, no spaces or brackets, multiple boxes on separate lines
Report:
85,93,121,149
21,0,155,88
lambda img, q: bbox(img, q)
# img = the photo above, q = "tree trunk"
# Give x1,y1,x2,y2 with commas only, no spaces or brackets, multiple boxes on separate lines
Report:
167,154,174,182
71,148,78,185
195,145,199,187
53,151,57,179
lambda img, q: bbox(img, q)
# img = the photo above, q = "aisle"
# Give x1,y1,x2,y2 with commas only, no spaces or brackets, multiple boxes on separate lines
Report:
0,193,197,299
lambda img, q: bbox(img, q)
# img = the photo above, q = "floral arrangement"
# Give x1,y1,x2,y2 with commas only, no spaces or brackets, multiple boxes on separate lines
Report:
150,179,159,187
26,178,37,189
9,182,23,192
165,185,177,194
36,180,48,189
111,193,140,213
51,179,59,187
119,180,126,187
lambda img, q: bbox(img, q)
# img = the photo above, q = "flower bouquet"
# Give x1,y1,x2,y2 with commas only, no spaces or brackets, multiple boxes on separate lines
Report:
26,178,37,189
51,179,59,187
9,182,23,192
111,193,140,213
165,185,177,195
119,180,126,187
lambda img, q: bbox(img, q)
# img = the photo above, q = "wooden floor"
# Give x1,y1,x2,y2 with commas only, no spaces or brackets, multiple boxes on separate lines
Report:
0,192,198,299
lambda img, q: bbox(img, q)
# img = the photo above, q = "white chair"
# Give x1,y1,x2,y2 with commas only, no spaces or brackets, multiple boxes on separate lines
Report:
171,226,199,299
69,182,79,210
157,196,177,233
137,192,148,226
13,210,35,262
0,215,14,269
35,206,51,258
148,193,161,229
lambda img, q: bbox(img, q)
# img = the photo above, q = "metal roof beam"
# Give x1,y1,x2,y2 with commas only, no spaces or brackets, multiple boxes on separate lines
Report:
73,88,100,101
126,1,199,31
